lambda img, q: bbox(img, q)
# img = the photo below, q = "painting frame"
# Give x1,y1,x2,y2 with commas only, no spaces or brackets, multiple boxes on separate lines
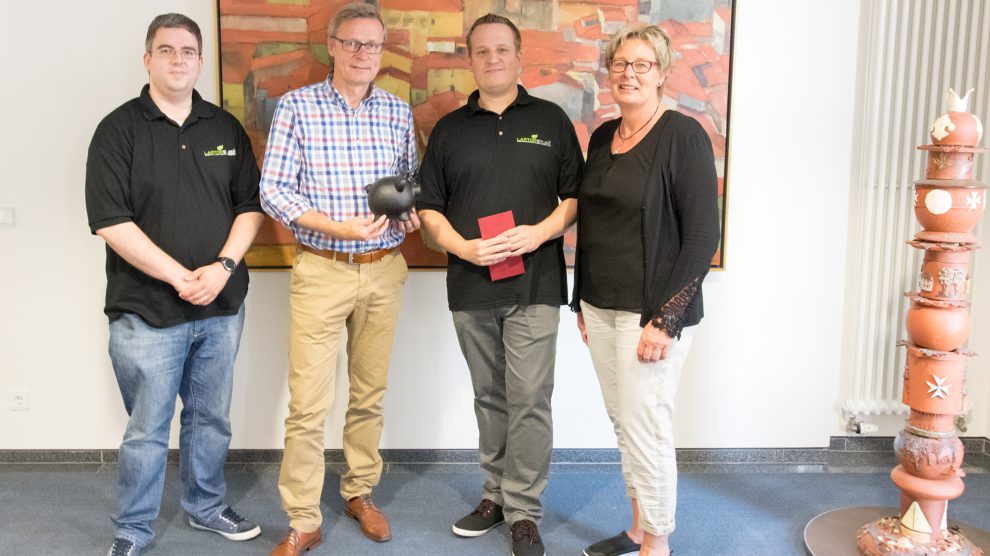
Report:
216,0,733,270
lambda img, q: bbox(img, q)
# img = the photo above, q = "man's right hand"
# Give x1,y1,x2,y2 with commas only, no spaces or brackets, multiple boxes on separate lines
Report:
177,262,232,306
332,215,389,241
456,236,513,267
96,222,200,299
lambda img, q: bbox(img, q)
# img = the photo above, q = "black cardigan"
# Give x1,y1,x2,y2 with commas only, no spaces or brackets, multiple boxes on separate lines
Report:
571,111,720,338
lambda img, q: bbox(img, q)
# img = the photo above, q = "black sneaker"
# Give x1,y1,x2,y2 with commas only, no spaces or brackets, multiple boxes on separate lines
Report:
510,519,545,556
187,506,261,541
583,531,641,556
107,538,141,556
452,499,505,537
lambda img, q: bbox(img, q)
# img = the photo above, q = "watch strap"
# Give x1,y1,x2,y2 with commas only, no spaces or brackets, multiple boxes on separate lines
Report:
215,256,237,273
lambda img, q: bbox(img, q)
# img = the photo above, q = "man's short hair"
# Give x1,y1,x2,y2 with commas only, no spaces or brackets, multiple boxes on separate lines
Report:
466,13,522,54
145,13,203,54
327,2,387,40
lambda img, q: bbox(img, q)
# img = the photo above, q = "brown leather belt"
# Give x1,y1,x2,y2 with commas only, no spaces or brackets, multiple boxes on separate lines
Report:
300,244,396,264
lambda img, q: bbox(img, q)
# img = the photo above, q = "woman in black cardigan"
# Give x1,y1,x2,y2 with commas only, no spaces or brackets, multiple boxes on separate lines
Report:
572,24,720,556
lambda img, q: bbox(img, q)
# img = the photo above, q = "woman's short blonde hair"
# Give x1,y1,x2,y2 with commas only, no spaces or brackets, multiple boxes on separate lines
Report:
605,24,673,76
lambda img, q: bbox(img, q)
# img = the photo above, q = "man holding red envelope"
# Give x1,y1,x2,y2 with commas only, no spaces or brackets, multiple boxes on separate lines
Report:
417,13,583,556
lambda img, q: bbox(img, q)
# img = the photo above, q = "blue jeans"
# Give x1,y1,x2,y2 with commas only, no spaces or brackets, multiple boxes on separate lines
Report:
108,306,245,548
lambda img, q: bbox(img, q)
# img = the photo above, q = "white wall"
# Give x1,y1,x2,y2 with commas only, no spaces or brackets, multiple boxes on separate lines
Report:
968,218,990,438
4,0,952,451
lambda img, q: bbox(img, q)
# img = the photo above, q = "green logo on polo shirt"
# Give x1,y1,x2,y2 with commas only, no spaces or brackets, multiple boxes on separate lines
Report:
516,134,552,148
203,145,236,157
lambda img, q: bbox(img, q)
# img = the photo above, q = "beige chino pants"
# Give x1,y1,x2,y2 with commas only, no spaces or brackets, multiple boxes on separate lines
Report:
581,301,695,536
278,249,407,533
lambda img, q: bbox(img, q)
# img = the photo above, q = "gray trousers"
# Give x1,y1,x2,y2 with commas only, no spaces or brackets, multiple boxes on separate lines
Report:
451,304,560,525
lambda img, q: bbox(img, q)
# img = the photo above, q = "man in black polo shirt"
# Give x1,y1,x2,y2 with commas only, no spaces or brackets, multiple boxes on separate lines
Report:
417,13,583,556
85,13,264,556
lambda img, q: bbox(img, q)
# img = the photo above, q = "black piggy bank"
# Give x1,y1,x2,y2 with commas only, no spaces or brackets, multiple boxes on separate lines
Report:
365,175,420,221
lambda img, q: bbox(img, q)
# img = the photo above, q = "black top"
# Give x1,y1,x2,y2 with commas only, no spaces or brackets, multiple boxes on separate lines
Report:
578,115,666,312
572,111,720,338
86,85,262,328
417,85,584,311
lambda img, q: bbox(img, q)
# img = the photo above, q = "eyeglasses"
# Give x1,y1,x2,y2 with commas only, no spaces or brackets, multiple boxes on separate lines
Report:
607,60,658,74
332,36,384,54
152,45,200,61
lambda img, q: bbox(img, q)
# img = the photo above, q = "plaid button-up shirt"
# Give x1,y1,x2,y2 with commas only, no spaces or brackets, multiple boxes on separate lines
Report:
260,77,418,252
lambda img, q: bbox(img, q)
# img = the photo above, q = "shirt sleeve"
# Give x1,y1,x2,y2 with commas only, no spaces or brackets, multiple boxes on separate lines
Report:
556,107,584,200
400,106,419,181
85,117,134,234
259,96,313,227
650,116,720,338
415,121,447,214
231,117,262,215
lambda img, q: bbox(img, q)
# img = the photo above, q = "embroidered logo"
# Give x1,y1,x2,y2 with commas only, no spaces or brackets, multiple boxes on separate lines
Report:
203,145,236,157
516,134,552,148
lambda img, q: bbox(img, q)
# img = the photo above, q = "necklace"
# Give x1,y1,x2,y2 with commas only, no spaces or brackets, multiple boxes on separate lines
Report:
614,103,661,152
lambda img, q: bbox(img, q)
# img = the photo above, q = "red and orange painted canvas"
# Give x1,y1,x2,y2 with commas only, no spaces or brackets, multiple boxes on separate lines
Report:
218,0,733,269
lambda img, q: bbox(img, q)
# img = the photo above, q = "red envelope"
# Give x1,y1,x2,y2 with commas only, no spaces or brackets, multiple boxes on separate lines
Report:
478,211,525,281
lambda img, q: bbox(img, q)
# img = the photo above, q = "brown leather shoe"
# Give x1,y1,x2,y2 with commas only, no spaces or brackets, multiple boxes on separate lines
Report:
344,494,392,542
269,528,322,556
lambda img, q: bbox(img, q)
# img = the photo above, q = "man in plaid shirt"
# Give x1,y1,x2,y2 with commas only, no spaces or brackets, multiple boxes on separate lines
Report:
259,4,419,555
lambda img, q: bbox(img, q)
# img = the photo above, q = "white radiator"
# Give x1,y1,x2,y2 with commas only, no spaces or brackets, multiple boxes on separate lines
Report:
844,0,990,416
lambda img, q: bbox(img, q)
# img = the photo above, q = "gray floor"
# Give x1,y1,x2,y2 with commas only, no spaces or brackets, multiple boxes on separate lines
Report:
2,463,989,555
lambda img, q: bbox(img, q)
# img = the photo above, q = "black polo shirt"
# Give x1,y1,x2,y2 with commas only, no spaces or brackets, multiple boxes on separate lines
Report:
417,85,583,311
86,85,262,328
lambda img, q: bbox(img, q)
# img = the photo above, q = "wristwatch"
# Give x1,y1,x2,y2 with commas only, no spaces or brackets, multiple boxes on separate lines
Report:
215,256,237,273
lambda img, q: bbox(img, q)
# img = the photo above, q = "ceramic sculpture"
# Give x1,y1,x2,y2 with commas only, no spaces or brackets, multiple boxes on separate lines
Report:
857,88,987,556
365,174,420,221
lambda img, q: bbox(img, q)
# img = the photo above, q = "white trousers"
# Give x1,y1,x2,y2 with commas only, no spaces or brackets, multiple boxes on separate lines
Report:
581,301,695,535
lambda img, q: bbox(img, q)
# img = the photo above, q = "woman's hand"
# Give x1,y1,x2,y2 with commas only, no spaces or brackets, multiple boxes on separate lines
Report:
576,311,588,346
637,320,671,363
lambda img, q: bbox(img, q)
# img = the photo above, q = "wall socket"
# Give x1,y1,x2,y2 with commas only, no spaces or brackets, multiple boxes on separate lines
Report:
0,207,15,228
10,389,29,411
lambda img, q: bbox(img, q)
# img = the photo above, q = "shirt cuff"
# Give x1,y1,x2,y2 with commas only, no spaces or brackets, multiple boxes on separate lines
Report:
266,199,312,228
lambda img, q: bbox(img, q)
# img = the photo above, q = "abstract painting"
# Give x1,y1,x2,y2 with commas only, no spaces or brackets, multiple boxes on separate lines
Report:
218,0,733,268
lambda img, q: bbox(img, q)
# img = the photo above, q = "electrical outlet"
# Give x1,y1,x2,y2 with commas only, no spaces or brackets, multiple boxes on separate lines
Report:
10,389,29,411
0,207,14,227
